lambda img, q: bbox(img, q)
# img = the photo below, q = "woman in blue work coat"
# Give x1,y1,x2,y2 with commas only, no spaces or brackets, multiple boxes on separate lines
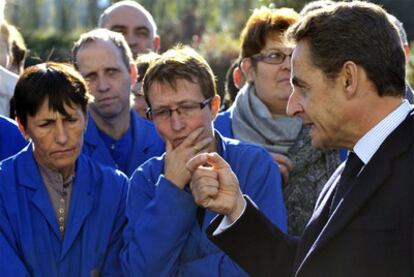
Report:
0,62,128,276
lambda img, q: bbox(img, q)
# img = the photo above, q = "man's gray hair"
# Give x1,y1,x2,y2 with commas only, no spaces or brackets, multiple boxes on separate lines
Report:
98,0,157,37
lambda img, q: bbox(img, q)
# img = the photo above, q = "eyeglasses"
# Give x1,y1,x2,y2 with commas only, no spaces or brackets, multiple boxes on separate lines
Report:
251,50,293,65
146,97,213,121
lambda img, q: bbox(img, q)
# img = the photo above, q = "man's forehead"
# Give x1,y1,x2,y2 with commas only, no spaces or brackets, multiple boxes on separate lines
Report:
76,40,126,70
149,80,204,99
105,6,152,29
78,39,121,58
291,41,312,69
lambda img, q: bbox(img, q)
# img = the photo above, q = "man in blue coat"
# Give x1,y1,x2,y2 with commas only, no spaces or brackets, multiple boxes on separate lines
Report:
73,29,164,176
121,46,287,276
0,115,26,160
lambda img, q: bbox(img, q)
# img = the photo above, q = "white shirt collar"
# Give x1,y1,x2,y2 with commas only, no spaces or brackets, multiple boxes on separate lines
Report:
353,100,411,164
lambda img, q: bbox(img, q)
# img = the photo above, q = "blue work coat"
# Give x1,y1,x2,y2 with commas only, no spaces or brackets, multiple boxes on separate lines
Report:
0,145,128,276
0,116,27,161
82,111,165,176
121,132,287,276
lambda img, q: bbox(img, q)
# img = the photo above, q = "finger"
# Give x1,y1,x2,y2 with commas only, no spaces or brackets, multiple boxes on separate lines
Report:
187,152,231,173
191,180,220,205
165,139,173,154
193,136,213,153
205,152,231,170
190,167,218,184
278,164,290,184
186,153,209,173
180,127,205,148
272,153,293,171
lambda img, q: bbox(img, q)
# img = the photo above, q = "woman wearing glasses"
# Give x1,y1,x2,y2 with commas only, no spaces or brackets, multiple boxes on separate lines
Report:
214,6,342,235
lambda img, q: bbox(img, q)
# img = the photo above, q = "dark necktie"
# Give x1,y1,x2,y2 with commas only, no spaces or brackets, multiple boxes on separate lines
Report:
330,152,364,213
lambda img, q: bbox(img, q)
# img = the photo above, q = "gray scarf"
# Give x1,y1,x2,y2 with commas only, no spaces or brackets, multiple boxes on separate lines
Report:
231,83,302,154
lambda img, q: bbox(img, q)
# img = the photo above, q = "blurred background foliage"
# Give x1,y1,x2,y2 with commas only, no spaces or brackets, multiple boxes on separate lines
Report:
4,0,414,95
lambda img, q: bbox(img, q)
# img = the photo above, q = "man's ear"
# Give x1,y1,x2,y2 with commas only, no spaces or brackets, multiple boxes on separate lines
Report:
153,35,161,53
16,117,29,140
342,61,358,99
211,95,221,120
130,63,138,87
240,58,254,82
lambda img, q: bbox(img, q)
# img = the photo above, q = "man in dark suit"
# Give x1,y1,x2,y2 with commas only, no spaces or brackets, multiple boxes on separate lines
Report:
187,2,414,276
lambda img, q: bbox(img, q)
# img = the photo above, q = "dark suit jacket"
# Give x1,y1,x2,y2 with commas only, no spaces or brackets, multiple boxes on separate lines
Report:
207,111,414,277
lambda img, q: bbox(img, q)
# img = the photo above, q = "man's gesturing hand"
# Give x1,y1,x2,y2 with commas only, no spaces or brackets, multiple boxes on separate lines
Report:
187,152,245,222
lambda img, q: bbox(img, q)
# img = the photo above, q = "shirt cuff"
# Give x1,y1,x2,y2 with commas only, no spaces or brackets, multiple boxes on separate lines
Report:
212,195,257,236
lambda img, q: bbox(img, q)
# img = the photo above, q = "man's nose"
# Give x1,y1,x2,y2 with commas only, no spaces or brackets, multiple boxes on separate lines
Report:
97,76,110,92
170,110,185,132
286,90,304,117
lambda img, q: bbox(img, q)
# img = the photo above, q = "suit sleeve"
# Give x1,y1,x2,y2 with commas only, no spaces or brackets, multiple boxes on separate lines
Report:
175,252,249,276
207,198,299,277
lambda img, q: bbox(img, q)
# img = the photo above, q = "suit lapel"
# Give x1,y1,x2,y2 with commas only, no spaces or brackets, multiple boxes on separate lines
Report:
294,168,340,272
296,113,414,274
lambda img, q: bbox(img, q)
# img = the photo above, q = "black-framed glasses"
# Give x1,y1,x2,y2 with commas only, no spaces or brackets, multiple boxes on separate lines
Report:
146,97,213,121
251,50,293,65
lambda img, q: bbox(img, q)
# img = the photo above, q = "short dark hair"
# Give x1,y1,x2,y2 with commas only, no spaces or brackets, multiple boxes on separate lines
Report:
288,1,405,97
299,0,336,17
14,62,90,127
143,45,216,107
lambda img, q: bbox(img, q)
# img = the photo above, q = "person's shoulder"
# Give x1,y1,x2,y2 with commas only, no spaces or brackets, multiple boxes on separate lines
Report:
223,135,270,156
214,110,233,138
0,115,18,126
0,146,32,193
0,116,21,136
130,154,165,182
1,144,30,167
221,136,275,172
131,111,165,147
132,111,156,131
79,153,128,187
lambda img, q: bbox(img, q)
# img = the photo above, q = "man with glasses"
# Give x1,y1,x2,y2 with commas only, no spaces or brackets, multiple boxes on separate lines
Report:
121,46,287,276
72,29,164,177
214,6,341,235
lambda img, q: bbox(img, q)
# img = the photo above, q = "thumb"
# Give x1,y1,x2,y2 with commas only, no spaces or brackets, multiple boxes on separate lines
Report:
165,139,173,154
